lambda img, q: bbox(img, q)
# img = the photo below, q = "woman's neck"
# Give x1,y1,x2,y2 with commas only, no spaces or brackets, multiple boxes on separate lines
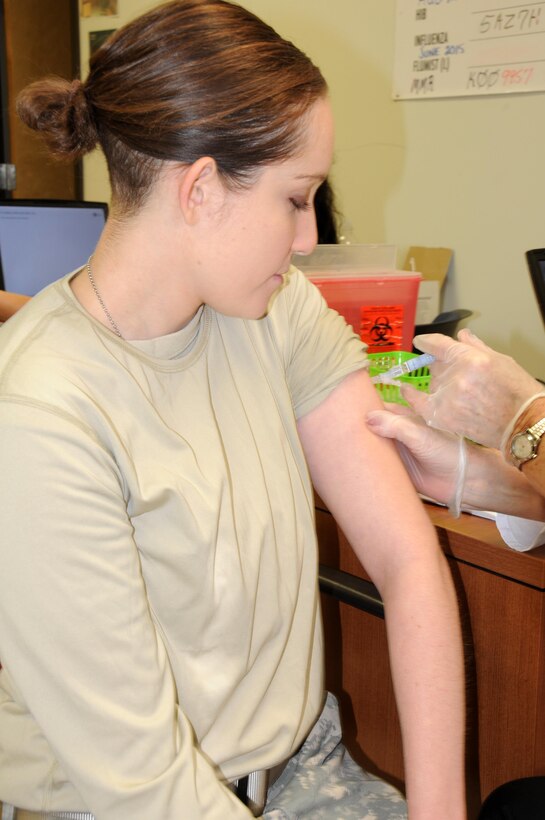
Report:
71,210,201,340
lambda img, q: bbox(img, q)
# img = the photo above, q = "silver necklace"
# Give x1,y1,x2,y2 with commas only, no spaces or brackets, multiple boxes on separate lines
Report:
86,256,123,339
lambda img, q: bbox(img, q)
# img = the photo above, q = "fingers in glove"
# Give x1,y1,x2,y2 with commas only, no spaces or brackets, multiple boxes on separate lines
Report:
412,332,465,364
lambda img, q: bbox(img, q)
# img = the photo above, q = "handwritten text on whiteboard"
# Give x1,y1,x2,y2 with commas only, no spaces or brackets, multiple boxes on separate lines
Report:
393,1,545,99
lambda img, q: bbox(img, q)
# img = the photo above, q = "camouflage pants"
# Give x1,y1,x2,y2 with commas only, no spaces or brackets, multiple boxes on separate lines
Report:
263,693,407,819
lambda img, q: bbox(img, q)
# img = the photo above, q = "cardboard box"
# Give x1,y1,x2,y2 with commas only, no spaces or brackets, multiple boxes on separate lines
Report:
403,246,453,324
416,280,440,325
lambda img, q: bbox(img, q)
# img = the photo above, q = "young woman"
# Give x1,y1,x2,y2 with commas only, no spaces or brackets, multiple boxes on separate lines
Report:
0,2,466,818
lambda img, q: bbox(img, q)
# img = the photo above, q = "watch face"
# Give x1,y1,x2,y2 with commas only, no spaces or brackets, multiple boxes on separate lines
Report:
511,433,535,461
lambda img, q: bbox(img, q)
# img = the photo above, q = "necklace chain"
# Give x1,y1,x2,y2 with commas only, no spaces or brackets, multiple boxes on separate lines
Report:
86,256,123,339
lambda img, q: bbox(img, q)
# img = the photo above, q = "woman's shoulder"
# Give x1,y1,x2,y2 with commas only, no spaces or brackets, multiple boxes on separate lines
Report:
265,265,321,325
276,265,316,302
0,277,95,399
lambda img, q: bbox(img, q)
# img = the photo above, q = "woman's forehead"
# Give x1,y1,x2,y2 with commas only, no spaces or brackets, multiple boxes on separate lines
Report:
277,98,335,180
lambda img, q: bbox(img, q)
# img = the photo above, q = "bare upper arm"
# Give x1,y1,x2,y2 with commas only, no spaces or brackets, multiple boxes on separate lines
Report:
297,368,439,589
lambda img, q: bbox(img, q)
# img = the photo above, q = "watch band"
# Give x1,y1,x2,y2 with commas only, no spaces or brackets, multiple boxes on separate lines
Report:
528,416,545,440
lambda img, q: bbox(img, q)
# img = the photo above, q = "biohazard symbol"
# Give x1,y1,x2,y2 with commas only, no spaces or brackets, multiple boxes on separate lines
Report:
370,315,393,344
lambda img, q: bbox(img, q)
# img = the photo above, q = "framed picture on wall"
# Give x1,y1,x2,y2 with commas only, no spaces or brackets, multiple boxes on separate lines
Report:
80,0,118,17
89,29,116,56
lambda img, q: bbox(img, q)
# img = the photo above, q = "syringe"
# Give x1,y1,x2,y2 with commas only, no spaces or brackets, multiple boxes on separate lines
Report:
370,352,435,384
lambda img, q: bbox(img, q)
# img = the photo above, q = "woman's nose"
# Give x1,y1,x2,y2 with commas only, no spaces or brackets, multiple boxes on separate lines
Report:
292,210,318,257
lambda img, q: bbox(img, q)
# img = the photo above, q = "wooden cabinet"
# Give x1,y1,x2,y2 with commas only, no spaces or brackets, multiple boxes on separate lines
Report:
1,0,79,198
317,501,545,818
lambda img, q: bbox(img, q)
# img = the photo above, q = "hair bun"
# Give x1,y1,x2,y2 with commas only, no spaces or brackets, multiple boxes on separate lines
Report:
16,76,99,159
67,78,85,105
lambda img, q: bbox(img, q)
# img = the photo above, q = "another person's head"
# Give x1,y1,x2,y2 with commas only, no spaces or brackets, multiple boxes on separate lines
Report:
17,0,328,218
314,178,341,244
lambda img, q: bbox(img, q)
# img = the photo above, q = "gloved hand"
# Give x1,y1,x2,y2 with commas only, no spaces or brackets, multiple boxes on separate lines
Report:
366,404,467,517
402,328,545,451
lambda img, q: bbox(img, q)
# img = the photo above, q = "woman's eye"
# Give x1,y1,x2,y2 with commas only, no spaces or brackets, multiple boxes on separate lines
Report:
289,198,312,212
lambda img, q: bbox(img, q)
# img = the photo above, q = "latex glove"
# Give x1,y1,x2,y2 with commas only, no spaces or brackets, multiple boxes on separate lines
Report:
402,328,545,450
367,405,467,516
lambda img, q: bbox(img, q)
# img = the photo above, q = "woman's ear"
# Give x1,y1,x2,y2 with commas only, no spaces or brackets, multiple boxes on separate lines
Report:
178,156,220,225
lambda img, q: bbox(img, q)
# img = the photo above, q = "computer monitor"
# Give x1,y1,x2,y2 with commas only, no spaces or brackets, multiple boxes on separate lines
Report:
526,248,545,327
0,199,108,296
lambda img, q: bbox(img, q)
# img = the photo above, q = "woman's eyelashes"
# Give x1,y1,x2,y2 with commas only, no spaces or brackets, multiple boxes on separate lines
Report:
289,197,312,212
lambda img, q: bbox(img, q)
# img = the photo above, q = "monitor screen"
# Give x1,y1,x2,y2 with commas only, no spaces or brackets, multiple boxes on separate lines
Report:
526,248,545,327
0,199,108,296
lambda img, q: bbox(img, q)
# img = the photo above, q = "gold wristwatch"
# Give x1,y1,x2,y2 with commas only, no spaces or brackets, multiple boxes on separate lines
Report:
509,416,545,469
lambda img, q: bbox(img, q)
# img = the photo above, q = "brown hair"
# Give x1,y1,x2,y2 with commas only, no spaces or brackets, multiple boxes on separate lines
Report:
16,0,327,213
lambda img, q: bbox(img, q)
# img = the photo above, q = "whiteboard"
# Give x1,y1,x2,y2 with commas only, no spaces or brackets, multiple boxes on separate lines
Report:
393,1,545,99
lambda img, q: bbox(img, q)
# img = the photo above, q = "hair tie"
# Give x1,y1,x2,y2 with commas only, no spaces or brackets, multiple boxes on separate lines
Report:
67,79,89,112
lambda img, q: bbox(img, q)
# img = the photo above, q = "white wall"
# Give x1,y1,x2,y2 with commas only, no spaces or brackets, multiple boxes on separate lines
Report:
79,0,156,205
80,0,545,377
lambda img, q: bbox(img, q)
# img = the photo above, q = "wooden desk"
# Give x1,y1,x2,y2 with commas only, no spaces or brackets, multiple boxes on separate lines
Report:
316,500,545,817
